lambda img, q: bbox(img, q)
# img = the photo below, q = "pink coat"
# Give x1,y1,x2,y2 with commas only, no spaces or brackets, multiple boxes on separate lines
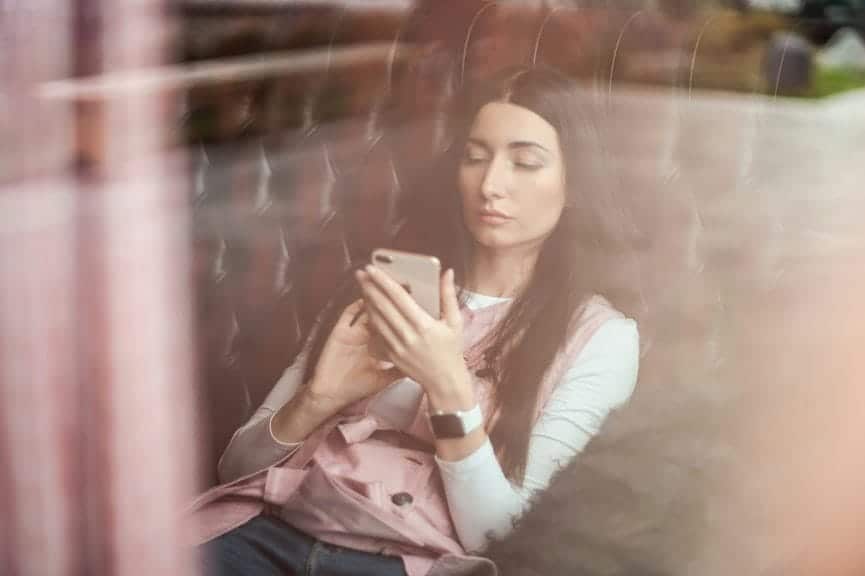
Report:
186,296,622,576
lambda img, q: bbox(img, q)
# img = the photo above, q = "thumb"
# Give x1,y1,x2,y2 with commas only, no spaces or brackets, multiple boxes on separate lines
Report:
440,269,461,327
341,298,365,327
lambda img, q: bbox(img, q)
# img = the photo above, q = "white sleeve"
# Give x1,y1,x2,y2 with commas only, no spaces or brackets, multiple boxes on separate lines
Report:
435,317,639,552
215,351,308,484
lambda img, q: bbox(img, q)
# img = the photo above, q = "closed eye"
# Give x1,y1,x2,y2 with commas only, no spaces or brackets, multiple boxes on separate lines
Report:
463,140,490,165
512,150,545,170
462,148,489,164
514,160,543,170
462,154,488,165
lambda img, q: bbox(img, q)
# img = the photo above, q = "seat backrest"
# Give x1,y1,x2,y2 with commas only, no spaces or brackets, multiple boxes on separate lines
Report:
186,1,865,494
184,0,700,486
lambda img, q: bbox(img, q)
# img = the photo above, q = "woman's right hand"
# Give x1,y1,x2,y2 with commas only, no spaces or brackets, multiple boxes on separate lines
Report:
306,298,402,412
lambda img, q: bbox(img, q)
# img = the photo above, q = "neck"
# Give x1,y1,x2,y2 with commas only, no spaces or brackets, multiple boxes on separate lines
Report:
464,243,540,298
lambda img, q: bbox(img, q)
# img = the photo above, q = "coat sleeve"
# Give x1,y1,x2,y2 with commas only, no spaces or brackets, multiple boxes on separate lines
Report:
435,317,640,552
215,350,308,484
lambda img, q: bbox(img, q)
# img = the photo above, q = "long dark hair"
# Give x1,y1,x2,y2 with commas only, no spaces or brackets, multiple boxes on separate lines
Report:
302,66,626,483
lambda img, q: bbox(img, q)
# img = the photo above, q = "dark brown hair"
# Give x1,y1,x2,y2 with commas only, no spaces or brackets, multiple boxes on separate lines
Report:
302,66,627,483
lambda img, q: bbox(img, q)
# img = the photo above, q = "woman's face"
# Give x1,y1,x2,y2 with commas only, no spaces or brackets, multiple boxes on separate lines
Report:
458,101,567,257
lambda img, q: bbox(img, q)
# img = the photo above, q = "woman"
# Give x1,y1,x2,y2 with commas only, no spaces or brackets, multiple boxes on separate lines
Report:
191,66,640,576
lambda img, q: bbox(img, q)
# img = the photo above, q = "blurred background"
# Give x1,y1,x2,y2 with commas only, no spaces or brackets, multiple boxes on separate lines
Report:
2,0,864,574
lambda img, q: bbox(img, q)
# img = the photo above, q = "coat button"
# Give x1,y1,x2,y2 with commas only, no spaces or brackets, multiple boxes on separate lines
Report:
391,492,413,506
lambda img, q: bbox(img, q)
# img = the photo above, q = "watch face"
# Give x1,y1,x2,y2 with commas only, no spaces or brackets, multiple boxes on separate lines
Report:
430,413,467,439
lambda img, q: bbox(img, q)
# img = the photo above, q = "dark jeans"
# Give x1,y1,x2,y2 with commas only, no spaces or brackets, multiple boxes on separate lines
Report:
201,514,408,576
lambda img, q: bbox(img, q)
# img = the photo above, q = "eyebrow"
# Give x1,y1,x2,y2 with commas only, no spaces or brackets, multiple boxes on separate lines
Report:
466,137,552,154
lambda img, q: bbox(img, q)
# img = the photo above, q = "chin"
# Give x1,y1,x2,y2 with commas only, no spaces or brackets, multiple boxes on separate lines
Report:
471,230,515,249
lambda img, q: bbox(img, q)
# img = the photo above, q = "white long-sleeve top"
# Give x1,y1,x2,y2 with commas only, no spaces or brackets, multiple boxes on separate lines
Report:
217,290,639,552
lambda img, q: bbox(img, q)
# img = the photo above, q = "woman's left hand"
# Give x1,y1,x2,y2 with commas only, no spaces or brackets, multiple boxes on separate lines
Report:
355,265,475,412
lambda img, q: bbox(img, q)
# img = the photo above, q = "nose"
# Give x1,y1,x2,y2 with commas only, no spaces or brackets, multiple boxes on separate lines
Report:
480,156,510,199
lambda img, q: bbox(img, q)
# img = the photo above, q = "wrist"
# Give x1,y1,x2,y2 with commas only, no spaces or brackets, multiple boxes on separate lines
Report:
426,367,476,413
298,383,345,416
271,383,341,444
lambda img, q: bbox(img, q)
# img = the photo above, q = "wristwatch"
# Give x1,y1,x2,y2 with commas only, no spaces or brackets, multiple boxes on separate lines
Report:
428,404,483,439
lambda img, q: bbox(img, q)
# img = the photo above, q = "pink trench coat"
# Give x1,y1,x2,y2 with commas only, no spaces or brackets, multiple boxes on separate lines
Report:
185,296,622,576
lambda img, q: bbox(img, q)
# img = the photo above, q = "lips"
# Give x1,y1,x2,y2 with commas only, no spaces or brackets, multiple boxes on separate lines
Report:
477,209,513,225
478,208,512,220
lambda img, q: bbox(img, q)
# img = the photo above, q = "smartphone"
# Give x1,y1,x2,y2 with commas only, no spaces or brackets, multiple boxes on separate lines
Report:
371,248,441,319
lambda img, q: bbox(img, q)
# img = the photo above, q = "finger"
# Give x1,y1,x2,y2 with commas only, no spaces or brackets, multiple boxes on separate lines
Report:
357,269,415,340
384,365,405,380
441,268,461,327
375,359,397,371
341,298,364,323
349,310,372,337
368,335,390,364
347,300,366,327
364,265,432,332
372,358,402,377
364,303,402,358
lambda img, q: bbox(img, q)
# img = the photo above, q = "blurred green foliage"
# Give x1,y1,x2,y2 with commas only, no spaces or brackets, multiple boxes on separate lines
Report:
803,65,865,97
